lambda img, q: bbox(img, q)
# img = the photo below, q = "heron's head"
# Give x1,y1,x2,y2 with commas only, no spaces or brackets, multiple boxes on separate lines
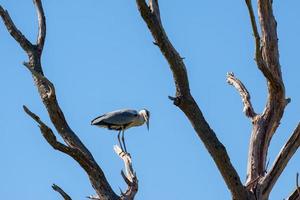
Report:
139,109,150,130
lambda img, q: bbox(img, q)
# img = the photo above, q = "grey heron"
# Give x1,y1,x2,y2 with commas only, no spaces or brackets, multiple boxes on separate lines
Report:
91,109,150,153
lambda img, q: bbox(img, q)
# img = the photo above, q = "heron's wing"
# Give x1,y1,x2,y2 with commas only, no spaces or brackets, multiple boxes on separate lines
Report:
91,109,138,126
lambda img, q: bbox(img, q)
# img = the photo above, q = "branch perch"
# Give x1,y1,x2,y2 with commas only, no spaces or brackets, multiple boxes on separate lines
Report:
114,145,138,200
226,72,256,119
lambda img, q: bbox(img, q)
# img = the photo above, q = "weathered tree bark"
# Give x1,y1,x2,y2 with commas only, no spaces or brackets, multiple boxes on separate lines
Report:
135,0,299,199
1,0,299,200
244,0,299,199
135,1,250,199
0,1,137,200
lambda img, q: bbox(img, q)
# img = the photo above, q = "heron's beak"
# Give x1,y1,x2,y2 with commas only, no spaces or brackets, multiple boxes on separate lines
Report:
146,119,149,131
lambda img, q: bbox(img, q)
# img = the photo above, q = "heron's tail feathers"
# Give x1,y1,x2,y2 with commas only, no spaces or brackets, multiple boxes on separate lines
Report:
91,115,105,125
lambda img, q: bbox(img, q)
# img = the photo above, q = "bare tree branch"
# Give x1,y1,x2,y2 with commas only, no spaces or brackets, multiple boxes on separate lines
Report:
52,184,72,200
226,72,256,119
114,145,138,200
0,5,33,53
244,0,273,82
23,105,73,155
245,0,263,67
2,0,297,199
262,123,300,197
245,0,288,185
148,0,161,24
1,2,122,200
135,1,248,199
33,0,46,53
245,0,281,86
257,0,283,86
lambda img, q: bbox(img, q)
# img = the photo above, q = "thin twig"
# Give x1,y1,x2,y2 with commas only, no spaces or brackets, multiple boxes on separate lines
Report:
23,105,72,155
245,0,262,65
33,0,46,52
0,5,33,52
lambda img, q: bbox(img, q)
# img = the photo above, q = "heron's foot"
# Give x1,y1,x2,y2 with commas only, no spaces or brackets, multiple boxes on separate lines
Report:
118,151,126,157
114,145,131,157
119,151,131,158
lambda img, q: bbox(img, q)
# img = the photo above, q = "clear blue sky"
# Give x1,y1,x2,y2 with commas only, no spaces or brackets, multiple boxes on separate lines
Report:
0,1,299,199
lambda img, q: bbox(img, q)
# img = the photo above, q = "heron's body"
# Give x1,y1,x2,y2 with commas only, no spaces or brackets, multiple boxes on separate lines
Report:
91,109,150,153
91,109,145,131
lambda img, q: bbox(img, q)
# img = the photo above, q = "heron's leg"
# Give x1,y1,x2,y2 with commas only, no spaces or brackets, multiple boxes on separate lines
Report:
121,128,128,153
117,130,124,152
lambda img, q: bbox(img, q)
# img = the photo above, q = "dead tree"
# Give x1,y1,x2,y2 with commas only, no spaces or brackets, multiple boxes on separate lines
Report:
135,0,300,199
0,1,137,200
1,0,299,200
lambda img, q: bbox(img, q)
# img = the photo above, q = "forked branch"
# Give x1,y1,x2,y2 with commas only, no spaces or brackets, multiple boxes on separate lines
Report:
87,146,138,200
0,5,33,53
245,0,288,185
23,106,73,156
1,1,137,200
245,0,280,86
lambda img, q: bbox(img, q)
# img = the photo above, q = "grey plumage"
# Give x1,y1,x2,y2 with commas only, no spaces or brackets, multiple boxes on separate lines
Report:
91,109,139,130
91,108,150,153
